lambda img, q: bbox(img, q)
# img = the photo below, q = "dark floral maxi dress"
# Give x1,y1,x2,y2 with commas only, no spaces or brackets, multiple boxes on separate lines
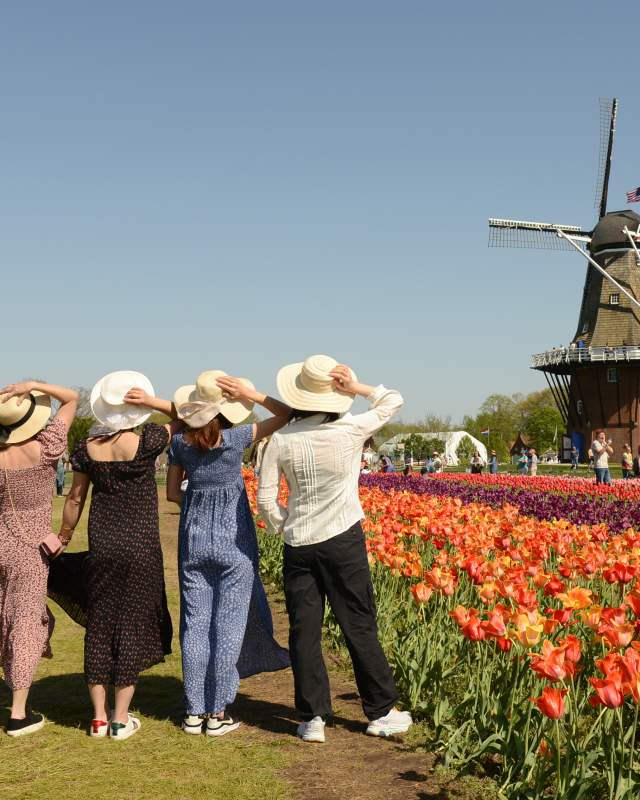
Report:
69,424,172,686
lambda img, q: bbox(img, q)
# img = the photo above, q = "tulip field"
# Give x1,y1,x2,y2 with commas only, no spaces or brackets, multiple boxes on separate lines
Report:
246,471,640,799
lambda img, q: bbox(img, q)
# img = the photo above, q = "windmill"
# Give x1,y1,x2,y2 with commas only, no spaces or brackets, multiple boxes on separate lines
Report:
489,98,640,460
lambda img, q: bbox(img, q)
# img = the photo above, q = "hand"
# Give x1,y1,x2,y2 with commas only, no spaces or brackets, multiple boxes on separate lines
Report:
50,543,67,560
0,381,35,405
216,376,254,402
124,387,153,406
329,365,356,397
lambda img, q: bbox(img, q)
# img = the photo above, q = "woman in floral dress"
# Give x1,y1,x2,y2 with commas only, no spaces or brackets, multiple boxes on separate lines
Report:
0,380,78,737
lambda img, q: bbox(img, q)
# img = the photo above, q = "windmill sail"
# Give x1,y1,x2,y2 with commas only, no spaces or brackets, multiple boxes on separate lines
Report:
488,218,590,250
594,97,617,219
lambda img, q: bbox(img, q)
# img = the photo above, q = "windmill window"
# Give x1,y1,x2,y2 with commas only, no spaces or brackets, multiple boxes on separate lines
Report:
581,323,588,334
576,400,583,415
607,367,618,383
610,293,620,305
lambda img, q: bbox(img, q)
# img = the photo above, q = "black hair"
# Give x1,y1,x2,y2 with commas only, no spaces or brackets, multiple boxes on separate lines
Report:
290,409,341,424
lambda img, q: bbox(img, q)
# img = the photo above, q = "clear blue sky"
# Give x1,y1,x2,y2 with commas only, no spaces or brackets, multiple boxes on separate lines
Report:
2,1,639,421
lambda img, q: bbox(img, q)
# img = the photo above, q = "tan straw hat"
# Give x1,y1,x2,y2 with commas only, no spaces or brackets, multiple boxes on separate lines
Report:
90,371,155,431
0,391,52,445
277,354,357,414
174,370,255,428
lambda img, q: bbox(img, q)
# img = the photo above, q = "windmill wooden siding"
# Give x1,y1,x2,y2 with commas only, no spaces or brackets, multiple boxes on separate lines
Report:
574,250,640,347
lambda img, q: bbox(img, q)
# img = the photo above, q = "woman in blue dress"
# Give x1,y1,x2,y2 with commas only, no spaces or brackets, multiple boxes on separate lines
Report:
165,370,290,736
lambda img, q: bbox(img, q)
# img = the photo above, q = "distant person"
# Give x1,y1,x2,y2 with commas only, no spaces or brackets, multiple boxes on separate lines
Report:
588,448,594,469
488,450,498,474
55,457,66,496
591,430,613,484
402,464,412,477
470,451,485,474
420,456,433,476
517,449,528,475
622,443,633,479
633,446,640,478
360,457,371,475
570,446,579,471
528,448,538,477
431,452,443,474
380,453,394,473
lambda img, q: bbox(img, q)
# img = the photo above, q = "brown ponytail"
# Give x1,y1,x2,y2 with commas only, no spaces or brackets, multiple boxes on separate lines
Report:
185,413,232,452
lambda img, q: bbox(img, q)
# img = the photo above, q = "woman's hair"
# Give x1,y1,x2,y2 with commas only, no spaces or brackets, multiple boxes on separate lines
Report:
185,413,233,452
289,409,340,424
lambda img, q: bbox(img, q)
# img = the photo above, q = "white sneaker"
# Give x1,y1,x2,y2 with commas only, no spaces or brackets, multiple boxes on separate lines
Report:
90,718,110,738
110,714,141,741
366,709,412,737
182,714,205,735
297,716,326,743
205,714,240,737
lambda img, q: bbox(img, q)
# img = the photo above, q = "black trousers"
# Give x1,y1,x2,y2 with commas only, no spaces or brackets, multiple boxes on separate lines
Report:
283,521,399,721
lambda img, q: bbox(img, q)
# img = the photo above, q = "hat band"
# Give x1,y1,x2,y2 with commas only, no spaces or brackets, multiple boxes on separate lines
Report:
0,395,37,443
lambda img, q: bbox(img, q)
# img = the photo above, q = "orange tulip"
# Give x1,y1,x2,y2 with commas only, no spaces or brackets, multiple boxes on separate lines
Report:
531,687,567,719
411,582,433,605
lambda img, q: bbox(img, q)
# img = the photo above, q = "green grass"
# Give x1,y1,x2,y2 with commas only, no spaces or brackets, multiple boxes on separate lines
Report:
0,494,290,800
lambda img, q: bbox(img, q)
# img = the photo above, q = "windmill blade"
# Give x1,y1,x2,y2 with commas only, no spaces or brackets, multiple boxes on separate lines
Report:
488,218,591,250
594,97,618,218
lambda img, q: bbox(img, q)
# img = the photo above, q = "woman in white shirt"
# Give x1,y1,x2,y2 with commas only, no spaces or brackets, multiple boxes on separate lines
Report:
257,355,412,743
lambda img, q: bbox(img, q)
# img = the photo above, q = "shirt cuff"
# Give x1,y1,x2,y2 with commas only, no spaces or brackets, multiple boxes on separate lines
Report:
367,384,386,404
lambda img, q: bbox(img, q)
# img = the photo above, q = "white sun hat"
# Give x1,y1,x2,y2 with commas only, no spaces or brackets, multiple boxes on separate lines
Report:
276,354,357,414
173,370,255,428
0,391,52,445
90,371,155,430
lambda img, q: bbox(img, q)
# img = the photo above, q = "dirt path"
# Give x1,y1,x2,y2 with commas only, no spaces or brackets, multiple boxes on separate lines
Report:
234,593,448,800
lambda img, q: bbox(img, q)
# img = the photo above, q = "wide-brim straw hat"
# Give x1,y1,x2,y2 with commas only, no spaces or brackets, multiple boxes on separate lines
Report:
277,354,357,414
0,390,51,445
90,371,155,431
174,370,255,428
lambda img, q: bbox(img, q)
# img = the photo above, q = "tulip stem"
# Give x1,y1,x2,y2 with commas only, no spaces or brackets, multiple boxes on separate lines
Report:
629,702,640,783
554,719,563,797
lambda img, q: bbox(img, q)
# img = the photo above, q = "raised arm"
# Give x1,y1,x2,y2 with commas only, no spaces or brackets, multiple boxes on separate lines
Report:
215,376,292,443
124,388,183,437
59,472,90,547
1,380,79,430
328,365,404,437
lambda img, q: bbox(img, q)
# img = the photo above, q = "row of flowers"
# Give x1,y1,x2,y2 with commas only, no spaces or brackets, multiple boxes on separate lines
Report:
431,471,640,501
361,472,640,534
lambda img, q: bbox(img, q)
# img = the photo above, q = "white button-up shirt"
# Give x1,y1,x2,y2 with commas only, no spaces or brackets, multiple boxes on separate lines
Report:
257,385,403,547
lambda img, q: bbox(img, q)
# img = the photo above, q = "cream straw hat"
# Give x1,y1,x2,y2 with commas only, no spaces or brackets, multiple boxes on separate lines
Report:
90,371,155,431
276,354,357,414
173,370,255,428
0,391,52,445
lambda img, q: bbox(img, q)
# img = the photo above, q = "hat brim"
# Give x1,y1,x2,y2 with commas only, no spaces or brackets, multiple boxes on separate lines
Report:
90,371,155,430
276,363,355,413
0,391,52,445
173,378,255,427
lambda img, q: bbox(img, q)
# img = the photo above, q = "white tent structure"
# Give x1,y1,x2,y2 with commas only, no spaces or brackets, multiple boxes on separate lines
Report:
379,431,488,467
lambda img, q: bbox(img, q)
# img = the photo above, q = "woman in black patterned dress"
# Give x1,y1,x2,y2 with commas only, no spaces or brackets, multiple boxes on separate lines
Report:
60,376,179,740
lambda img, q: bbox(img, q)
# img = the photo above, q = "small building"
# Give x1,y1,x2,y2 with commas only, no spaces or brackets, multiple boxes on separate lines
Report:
509,433,532,458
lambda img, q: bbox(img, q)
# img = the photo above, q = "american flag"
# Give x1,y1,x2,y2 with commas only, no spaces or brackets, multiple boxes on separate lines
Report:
627,187,640,203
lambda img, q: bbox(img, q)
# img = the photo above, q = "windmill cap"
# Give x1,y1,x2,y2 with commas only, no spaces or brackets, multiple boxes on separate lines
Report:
590,210,640,254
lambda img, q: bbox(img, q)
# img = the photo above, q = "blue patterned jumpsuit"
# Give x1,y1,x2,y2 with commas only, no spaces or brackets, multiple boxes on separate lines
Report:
169,425,289,715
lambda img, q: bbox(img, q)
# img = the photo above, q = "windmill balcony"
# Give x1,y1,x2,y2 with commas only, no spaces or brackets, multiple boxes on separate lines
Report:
531,345,640,370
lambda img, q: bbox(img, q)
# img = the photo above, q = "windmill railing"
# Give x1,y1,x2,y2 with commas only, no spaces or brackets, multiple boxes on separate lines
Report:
531,345,640,369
